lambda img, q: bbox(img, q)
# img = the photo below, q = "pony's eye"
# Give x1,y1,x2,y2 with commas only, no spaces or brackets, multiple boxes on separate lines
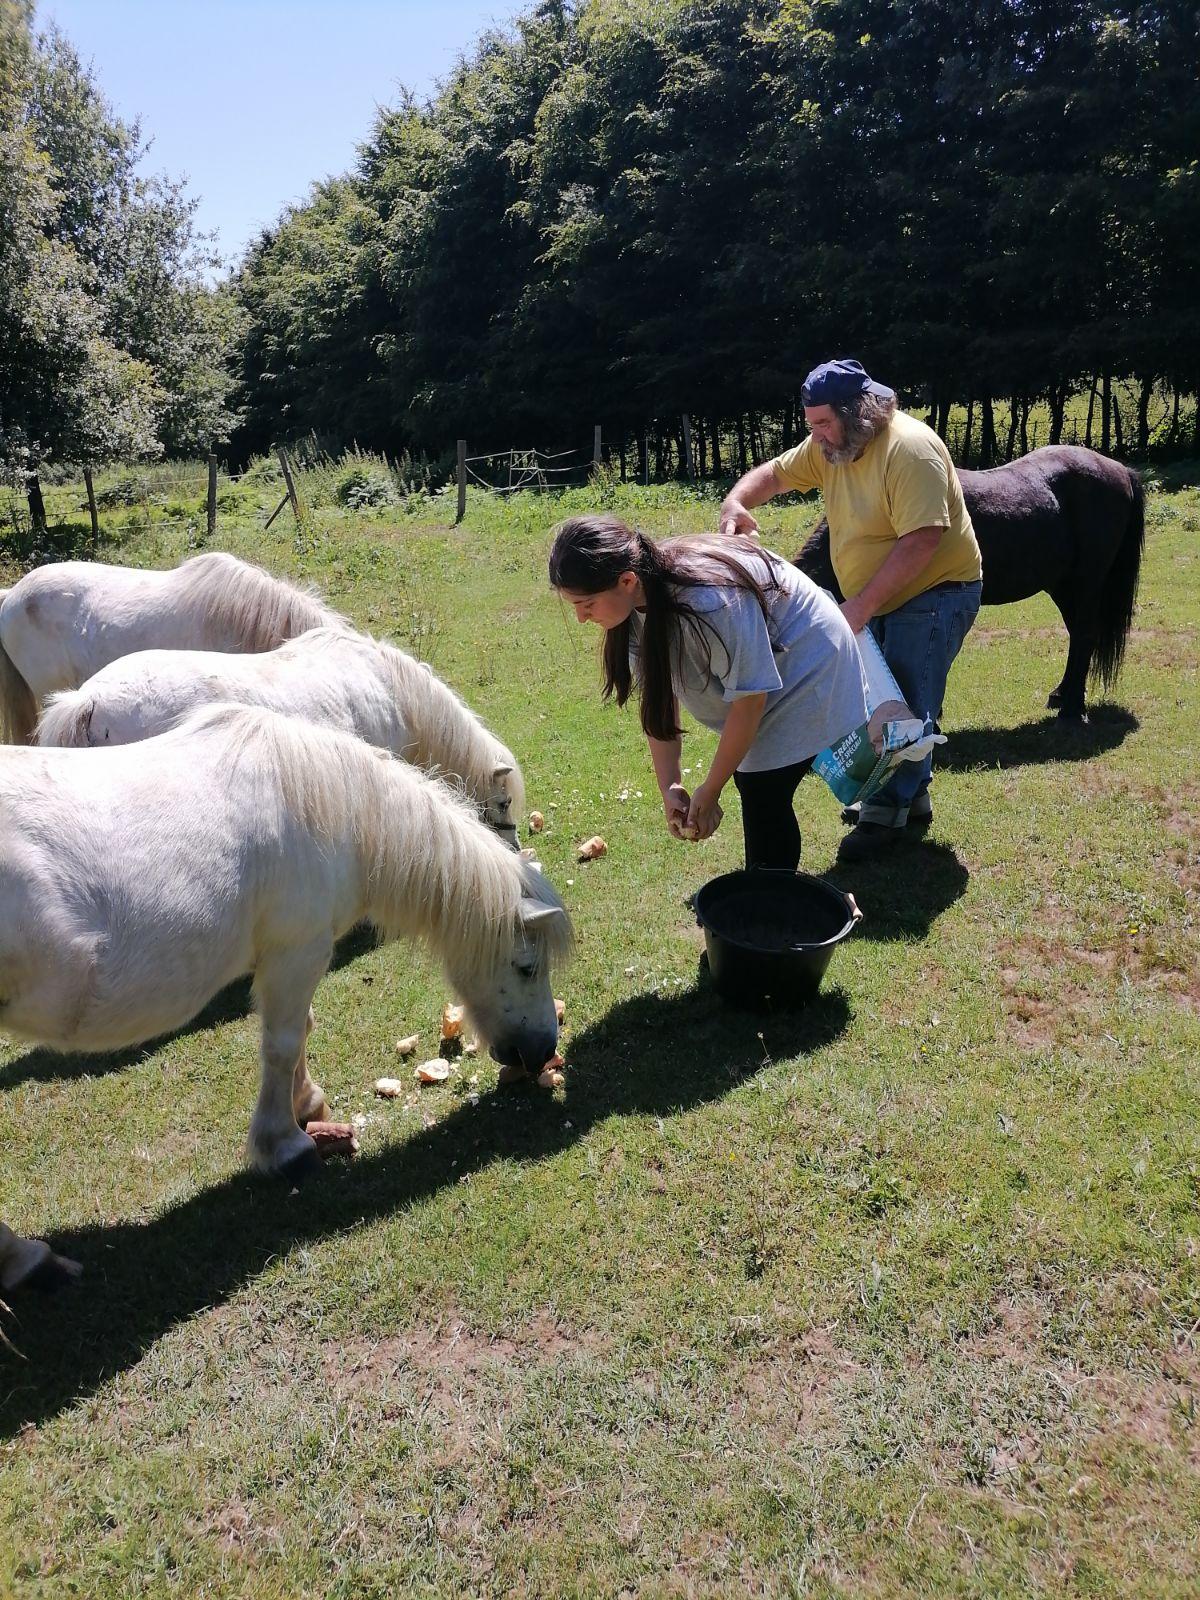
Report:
515,962,537,980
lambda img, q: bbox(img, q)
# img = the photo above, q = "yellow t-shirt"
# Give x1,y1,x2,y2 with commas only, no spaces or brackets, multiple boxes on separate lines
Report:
771,410,982,614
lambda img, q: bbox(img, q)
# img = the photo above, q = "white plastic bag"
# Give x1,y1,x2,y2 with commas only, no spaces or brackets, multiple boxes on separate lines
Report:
812,627,946,806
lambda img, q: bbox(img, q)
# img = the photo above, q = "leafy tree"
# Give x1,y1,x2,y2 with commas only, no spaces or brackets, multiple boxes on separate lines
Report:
1,15,239,527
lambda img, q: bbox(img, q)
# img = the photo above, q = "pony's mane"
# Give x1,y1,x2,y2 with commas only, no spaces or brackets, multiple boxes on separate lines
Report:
176,705,568,977
280,626,526,820
172,553,346,651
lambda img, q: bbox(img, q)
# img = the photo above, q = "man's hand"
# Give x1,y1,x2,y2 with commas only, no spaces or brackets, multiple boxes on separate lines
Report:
685,782,724,841
718,500,760,541
840,596,873,636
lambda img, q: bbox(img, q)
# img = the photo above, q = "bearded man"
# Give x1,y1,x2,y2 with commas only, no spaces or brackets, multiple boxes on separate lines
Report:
719,359,983,862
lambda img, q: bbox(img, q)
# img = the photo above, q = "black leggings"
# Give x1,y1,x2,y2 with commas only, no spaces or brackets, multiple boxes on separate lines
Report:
732,758,814,872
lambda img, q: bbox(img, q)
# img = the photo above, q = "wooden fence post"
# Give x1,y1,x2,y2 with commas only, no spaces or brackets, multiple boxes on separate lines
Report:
276,447,304,526
206,453,218,539
83,466,99,541
593,424,602,469
455,439,467,524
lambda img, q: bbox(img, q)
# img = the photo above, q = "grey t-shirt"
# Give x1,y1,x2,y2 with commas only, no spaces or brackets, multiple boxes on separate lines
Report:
629,548,868,773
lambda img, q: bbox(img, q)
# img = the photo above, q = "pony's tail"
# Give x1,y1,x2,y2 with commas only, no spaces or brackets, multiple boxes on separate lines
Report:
0,605,39,745
1090,467,1145,690
35,690,94,747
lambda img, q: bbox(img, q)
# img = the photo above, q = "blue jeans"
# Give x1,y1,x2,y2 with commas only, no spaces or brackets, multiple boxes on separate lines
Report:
860,580,982,828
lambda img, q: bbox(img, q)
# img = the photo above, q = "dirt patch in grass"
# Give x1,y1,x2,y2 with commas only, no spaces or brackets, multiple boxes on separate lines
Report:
731,1325,864,1449
960,1296,1047,1364
326,1309,604,1399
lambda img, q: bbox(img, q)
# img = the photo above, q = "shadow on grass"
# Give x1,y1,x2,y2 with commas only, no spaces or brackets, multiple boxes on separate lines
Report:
0,925,380,1092
823,840,969,942
0,981,851,1432
939,704,1138,773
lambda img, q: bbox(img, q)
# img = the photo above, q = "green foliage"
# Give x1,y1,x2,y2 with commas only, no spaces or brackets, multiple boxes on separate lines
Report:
230,0,1200,465
0,16,239,484
335,463,399,509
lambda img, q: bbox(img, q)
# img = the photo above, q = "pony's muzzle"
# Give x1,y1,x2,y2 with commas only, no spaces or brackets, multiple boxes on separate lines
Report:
490,1026,558,1075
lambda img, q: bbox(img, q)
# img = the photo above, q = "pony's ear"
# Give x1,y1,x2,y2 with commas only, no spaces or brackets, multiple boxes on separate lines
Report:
521,901,565,928
491,763,513,781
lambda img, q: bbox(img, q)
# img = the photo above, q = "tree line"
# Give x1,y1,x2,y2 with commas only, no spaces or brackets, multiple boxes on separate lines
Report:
232,0,1199,472
4,0,1198,507
0,0,239,528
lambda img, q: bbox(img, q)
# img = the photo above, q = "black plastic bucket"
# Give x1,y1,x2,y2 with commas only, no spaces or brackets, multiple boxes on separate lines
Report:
693,868,862,1009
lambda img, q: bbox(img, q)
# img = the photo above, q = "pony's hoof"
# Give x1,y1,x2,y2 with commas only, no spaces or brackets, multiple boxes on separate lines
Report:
1047,688,1063,709
25,1252,83,1293
280,1144,325,1186
1056,707,1089,726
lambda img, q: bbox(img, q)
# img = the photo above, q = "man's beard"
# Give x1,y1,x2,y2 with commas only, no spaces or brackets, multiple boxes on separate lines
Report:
817,437,861,465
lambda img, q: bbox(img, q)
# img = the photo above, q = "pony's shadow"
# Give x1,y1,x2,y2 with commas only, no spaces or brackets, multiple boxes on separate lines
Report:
0,925,380,1092
939,704,1138,773
0,981,851,1432
821,840,969,941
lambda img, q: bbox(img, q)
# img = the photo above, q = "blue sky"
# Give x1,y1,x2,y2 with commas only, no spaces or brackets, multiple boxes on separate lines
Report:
36,0,520,273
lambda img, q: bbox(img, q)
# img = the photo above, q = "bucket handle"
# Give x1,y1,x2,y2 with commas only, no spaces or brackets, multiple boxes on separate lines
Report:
845,891,864,926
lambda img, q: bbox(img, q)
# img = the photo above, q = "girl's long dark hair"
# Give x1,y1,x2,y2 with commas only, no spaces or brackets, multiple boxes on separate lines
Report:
548,515,779,740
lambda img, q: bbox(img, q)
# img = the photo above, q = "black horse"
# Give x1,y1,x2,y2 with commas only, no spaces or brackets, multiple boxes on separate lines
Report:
794,445,1145,721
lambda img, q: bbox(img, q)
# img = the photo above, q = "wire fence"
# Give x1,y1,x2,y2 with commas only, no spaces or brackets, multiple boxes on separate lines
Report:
463,445,596,494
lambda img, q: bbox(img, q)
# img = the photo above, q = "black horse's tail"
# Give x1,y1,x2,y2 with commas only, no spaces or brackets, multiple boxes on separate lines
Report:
1091,467,1144,690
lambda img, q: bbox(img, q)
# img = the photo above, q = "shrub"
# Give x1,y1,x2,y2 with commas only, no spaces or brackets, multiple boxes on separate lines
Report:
336,465,398,510
95,474,152,508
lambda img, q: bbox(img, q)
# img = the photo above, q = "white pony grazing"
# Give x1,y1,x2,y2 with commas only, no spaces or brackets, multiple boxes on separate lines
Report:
0,705,572,1290
37,627,525,847
0,551,345,743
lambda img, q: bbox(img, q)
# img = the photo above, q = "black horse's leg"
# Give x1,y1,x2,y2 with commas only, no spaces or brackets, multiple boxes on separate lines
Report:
1048,586,1094,722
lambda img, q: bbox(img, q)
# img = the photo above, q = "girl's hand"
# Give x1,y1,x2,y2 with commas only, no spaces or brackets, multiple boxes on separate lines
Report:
664,782,691,838
685,783,724,841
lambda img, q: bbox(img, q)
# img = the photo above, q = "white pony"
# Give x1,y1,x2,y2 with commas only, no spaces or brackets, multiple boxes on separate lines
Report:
37,627,525,847
0,705,572,1292
0,551,345,743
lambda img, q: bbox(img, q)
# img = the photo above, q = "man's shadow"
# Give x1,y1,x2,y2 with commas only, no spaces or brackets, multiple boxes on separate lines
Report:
0,980,851,1433
0,926,379,1092
820,840,969,941
939,704,1137,773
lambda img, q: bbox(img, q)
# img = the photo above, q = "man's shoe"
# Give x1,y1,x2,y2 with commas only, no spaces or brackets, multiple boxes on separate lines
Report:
836,821,905,863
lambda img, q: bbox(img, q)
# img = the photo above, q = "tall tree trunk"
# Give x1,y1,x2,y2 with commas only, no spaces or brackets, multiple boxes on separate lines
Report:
83,466,99,541
619,439,627,482
735,416,747,475
654,428,665,481
1048,385,1066,446
26,473,47,534
697,418,707,480
1101,373,1112,454
1018,397,1030,456
1110,385,1124,454
710,418,722,479
1169,384,1181,445
1193,386,1200,457
980,392,997,468
1003,398,1020,462
962,397,975,463
1136,375,1153,454
639,430,649,485
1085,378,1098,448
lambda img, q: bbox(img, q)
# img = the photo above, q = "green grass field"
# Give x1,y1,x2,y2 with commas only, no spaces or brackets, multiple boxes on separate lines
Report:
1,465,1198,1598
